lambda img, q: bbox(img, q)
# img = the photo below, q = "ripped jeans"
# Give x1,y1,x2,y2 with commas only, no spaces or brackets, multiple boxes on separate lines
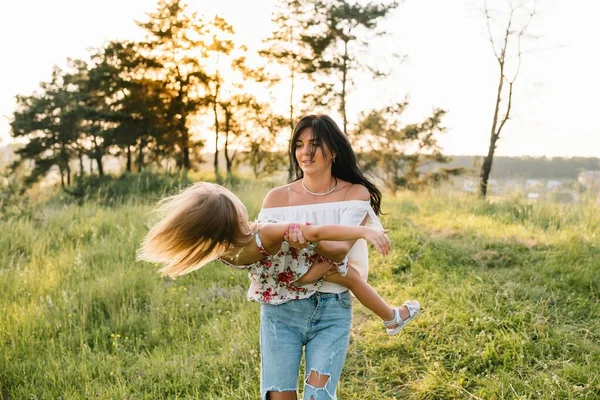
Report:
260,291,352,400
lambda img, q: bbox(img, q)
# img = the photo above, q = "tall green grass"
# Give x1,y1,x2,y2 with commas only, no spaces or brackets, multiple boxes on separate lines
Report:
1,181,599,399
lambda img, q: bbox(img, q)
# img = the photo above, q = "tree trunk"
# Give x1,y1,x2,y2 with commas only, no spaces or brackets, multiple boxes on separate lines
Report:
79,153,84,177
224,111,233,181
66,163,71,186
126,145,132,173
480,141,498,197
341,40,349,135
96,156,104,177
137,139,145,172
91,136,104,177
406,155,420,189
213,98,221,182
178,112,190,170
288,66,295,182
480,64,505,197
182,136,190,170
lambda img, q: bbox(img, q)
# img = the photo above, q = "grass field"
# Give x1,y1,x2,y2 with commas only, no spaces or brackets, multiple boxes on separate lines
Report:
1,179,599,399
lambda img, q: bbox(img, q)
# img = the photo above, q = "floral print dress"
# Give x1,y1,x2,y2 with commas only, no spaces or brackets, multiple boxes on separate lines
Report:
246,240,324,304
218,223,334,304
244,200,382,305
244,224,347,304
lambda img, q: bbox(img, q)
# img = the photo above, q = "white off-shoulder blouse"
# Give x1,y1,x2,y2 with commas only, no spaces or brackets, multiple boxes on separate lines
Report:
244,200,383,304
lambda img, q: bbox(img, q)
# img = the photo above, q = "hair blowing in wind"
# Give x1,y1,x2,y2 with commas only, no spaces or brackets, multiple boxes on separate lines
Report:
137,182,253,278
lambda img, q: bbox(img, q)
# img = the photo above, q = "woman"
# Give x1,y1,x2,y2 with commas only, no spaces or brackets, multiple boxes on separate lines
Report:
255,115,414,400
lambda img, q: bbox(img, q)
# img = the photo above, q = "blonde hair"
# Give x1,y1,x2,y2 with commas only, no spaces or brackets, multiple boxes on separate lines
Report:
137,182,253,278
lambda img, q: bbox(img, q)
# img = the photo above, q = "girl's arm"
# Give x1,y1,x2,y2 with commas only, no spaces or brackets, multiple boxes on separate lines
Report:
307,218,367,262
284,184,372,262
218,220,388,268
260,223,391,255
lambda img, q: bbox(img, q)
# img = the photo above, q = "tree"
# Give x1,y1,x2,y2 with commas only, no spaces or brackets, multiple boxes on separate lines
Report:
217,94,269,181
479,0,537,197
11,67,81,187
300,0,400,134
242,104,288,179
219,97,244,181
71,58,110,177
89,41,168,173
137,0,209,170
203,23,274,181
260,0,312,180
221,61,275,181
202,15,237,182
356,103,464,192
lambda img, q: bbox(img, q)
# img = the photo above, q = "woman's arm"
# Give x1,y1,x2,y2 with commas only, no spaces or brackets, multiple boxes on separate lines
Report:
261,223,390,255
285,183,372,262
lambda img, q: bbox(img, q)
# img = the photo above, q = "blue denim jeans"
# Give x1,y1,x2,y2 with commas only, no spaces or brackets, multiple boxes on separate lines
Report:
260,291,352,400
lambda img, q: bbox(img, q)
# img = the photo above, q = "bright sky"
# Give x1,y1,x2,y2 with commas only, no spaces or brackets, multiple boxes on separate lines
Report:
1,0,598,157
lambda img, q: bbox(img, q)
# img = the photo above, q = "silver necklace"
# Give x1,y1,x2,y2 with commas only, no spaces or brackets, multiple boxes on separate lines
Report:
302,177,338,196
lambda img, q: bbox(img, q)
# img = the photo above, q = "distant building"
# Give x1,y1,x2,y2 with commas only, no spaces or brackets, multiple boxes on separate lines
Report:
463,179,476,193
501,179,521,194
577,170,600,189
505,179,520,188
551,192,579,203
546,180,562,190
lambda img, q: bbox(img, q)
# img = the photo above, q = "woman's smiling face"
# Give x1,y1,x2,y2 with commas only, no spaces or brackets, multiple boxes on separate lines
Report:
294,129,335,176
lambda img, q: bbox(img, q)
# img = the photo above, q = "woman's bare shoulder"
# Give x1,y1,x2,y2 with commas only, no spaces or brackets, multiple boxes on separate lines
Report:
341,181,370,201
262,182,297,208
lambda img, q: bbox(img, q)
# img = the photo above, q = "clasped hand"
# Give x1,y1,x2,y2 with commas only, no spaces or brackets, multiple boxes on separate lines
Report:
284,223,310,249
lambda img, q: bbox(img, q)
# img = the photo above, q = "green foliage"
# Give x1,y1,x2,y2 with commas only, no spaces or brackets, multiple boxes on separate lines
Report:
357,103,466,192
136,0,210,170
0,168,31,219
1,186,599,398
203,14,259,182
59,171,193,206
447,156,600,179
9,47,172,187
242,108,288,179
88,40,168,174
260,0,314,160
10,0,297,187
299,0,400,133
8,0,459,192
244,143,287,180
10,66,80,187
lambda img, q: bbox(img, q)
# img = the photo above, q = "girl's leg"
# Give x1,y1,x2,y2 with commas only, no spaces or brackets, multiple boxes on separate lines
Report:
325,267,410,323
293,260,330,285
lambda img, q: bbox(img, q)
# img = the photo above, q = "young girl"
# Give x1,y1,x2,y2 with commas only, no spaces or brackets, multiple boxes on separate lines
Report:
138,182,419,335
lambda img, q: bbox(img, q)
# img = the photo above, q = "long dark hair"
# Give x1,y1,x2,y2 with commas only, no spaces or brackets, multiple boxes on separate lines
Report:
290,115,382,215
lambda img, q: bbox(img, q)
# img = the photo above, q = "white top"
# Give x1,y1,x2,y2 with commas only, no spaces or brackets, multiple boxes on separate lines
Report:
257,200,383,293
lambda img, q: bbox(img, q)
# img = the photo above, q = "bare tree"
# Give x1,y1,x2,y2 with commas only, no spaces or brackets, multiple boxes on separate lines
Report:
480,0,537,197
